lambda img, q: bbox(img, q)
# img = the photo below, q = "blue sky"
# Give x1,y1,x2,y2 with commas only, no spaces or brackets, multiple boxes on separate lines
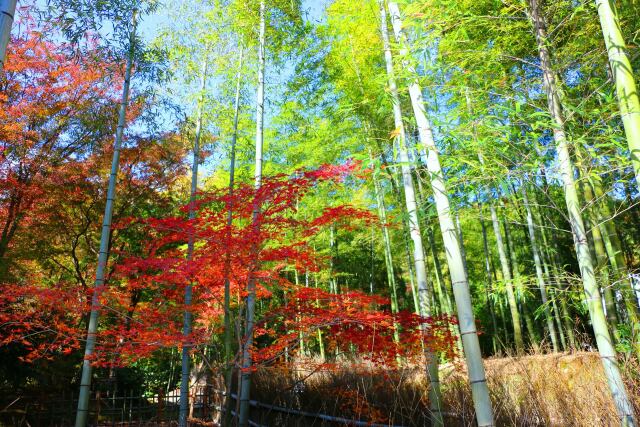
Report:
139,0,329,43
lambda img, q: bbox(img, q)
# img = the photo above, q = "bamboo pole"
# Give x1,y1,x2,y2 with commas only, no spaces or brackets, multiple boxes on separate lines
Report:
387,3,494,425
522,185,559,351
179,56,209,427
594,0,640,192
378,2,444,424
239,2,266,425
0,0,16,69
528,0,635,423
74,11,137,427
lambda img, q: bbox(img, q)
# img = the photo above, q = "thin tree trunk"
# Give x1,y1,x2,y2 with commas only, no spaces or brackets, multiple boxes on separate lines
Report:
223,44,244,427
591,176,640,359
594,0,640,191
313,273,326,361
0,0,16,69
582,178,620,329
427,225,453,314
370,154,402,350
239,2,265,425
378,3,444,425
179,56,209,427
522,185,559,351
373,163,400,315
528,0,635,422
479,206,500,354
75,10,137,427
503,214,540,350
386,3,494,425
550,288,567,350
329,224,338,294
490,204,524,352
532,190,573,350
456,214,469,277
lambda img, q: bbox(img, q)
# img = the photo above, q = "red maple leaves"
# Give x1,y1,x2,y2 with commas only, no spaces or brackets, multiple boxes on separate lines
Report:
0,163,456,368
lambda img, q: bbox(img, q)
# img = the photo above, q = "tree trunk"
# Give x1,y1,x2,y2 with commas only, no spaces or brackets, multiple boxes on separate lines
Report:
594,0,640,191
378,3,444,425
528,0,635,422
75,10,137,427
387,3,494,425
239,2,265,425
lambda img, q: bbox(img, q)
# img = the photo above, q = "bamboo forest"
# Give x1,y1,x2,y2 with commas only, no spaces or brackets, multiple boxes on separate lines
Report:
3,0,640,425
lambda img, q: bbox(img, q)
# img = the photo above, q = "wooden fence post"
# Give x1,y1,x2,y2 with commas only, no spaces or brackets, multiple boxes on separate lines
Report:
95,390,101,425
157,387,165,422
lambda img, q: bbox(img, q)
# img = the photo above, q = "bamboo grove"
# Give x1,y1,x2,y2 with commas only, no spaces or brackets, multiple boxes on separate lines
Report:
1,0,640,426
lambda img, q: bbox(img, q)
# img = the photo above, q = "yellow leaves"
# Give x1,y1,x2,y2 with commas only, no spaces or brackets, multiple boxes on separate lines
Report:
389,127,402,139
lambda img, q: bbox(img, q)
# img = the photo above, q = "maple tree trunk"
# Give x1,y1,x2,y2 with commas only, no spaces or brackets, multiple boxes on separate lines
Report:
75,10,137,427
528,0,635,423
522,185,559,352
378,2,445,424
179,56,208,427
223,43,243,427
594,0,640,192
0,189,21,276
239,1,265,425
386,3,493,424
0,0,16,69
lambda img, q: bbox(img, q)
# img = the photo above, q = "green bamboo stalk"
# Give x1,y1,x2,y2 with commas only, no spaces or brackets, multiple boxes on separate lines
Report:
378,2,444,424
594,0,640,191
179,55,209,427
239,2,265,425
522,185,559,351
531,190,572,350
387,3,494,425
591,176,640,360
479,206,500,354
490,204,524,353
373,166,400,315
0,0,16,69
503,214,540,350
582,178,620,329
75,10,137,427
313,273,326,362
427,225,453,314
370,155,402,350
528,0,635,422
222,44,244,427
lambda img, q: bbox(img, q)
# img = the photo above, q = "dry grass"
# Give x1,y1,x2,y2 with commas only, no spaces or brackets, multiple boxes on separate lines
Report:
442,352,640,426
246,352,640,426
